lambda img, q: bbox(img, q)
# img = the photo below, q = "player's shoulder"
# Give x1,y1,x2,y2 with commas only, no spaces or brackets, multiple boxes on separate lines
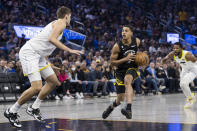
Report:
112,43,120,52
135,37,140,47
53,20,66,28
185,50,192,56
136,37,140,42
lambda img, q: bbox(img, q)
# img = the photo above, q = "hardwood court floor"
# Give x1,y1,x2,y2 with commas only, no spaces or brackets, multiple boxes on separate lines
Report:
0,93,197,131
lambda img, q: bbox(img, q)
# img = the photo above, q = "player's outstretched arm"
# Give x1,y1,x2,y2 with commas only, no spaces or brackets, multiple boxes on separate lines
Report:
136,38,140,47
161,51,175,64
110,43,134,67
185,52,197,62
49,21,83,55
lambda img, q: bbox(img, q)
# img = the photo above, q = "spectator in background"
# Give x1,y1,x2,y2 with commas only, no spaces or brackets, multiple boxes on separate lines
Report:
15,61,30,92
149,43,156,55
57,65,72,99
8,49,16,61
68,64,84,99
5,60,16,73
146,62,161,94
138,66,149,95
155,62,166,91
88,64,108,97
167,61,179,93
103,66,116,97
62,60,69,70
94,51,102,62
0,60,4,72
89,61,97,71
178,8,188,22
0,60,7,72
76,64,89,98
85,54,92,67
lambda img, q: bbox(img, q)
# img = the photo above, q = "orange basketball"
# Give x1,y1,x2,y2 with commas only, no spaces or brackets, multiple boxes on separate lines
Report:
135,52,149,66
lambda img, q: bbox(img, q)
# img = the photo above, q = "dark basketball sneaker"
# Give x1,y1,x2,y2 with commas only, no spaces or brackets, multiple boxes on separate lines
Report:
121,108,132,119
26,105,45,123
4,108,22,128
102,105,114,119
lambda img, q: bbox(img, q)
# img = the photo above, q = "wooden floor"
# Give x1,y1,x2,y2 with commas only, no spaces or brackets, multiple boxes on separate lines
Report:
0,93,197,131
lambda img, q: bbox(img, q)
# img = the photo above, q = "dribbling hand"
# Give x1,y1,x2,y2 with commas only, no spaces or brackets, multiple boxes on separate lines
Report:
125,53,136,62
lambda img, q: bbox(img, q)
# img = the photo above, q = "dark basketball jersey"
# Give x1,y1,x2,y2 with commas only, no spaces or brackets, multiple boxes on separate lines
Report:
116,37,138,71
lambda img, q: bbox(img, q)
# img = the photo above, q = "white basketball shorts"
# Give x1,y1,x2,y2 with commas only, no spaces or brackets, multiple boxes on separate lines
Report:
180,67,197,84
19,42,55,82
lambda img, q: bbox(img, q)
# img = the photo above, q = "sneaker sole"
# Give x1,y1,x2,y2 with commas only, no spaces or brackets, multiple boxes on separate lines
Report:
4,110,22,128
26,108,45,123
102,111,108,119
121,109,132,119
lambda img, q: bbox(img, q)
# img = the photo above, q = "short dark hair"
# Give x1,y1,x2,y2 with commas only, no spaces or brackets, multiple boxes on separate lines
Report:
123,25,133,32
174,42,183,49
96,64,102,68
56,6,71,19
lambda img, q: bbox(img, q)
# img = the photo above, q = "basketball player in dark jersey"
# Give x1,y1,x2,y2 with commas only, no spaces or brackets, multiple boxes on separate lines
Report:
102,25,140,119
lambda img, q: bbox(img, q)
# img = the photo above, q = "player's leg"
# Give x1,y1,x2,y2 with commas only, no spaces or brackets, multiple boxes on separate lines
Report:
4,77,42,128
4,50,41,128
102,73,125,119
102,93,125,119
26,58,61,122
180,71,196,108
121,69,138,119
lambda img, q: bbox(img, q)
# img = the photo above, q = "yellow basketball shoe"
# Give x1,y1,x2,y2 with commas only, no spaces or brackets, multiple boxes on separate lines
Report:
184,95,196,109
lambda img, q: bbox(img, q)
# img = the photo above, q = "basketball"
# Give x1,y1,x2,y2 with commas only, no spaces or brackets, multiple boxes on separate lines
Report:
135,52,149,66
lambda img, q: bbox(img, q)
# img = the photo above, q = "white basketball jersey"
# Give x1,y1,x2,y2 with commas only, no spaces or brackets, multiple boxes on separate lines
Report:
174,50,197,70
28,20,63,56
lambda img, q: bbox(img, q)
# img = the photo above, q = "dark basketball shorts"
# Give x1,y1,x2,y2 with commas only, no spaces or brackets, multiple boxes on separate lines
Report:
114,68,139,94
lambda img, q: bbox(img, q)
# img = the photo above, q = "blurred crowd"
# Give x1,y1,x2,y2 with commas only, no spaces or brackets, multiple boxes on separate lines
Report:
1,0,197,99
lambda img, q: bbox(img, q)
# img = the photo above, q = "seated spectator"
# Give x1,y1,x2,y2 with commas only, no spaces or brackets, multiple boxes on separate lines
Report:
103,66,116,97
76,64,90,98
5,60,16,73
0,60,3,72
146,62,161,94
68,64,84,99
87,64,108,96
15,61,30,92
167,62,179,93
57,65,72,99
0,60,7,72
155,62,167,92
136,66,149,95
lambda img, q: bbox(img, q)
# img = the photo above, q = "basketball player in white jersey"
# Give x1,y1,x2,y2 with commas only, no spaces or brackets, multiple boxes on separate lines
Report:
162,42,196,109
4,6,83,128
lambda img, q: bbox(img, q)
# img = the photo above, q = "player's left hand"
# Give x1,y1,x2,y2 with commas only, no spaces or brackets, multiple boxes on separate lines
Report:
51,64,61,70
70,49,84,55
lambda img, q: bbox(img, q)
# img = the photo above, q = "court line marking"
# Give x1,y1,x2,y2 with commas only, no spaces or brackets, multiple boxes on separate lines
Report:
57,117,197,125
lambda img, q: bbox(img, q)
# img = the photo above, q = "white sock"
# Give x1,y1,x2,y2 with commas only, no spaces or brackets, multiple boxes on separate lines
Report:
32,98,42,109
10,102,21,113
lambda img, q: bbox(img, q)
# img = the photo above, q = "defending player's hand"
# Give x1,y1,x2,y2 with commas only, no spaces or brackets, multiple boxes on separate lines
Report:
125,53,136,62
69,49,84,55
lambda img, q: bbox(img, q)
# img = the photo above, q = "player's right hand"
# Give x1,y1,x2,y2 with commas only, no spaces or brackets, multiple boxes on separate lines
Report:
125,53,136,61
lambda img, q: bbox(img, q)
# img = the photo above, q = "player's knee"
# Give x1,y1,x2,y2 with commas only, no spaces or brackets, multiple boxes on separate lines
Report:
31,86,42,93
48,80,61,87
56,80,61,86
31,81,42,93
124,75,133,87
46,74,61,87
